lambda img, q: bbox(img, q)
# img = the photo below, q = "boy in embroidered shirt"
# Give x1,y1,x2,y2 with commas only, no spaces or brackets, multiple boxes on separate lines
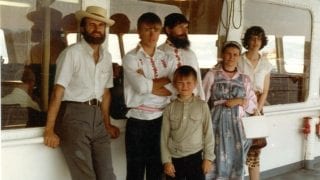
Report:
123,12,173,180
161,65,215,180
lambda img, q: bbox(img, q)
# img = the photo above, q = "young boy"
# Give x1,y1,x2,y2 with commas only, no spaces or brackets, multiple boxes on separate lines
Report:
161,65,215,180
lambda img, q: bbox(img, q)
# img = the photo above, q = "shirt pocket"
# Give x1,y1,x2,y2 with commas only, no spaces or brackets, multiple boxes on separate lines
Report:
170,116,181,130
100,69,110,78
99,69,111,85
189,111,202,126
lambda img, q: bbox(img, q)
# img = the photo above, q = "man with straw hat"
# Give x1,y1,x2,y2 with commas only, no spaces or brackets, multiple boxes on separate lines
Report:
44,6,119,180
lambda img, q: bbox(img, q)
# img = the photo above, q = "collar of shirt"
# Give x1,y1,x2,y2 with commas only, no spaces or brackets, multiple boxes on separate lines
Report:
134,43,163,58
80,40,104,63
176,95,196,103
242,53,262,70
217,67,241,80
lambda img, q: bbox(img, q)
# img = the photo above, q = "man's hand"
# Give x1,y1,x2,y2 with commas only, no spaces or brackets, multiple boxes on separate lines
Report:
152,77,171,96
44,130,60,148
152,87,172,96
202,159,213,174
105,124,120,139
164,162,176,177
153,77,171,90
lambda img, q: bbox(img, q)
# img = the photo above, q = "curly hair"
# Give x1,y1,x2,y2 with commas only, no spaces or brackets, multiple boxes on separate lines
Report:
242,26,268,50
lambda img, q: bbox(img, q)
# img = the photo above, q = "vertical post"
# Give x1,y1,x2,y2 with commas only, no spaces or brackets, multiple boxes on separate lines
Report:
41,5,51,111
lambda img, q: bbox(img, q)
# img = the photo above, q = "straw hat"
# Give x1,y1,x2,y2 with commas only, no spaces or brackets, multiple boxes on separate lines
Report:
75,6,114,26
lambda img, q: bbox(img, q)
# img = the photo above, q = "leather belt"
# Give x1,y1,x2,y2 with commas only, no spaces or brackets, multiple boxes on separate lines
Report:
64,99,101,107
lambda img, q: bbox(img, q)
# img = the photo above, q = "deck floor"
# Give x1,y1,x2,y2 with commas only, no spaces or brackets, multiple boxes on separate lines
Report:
265,163,320,180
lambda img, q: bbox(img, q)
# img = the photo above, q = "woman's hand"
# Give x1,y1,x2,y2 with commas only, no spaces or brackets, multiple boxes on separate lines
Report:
225,98,247,107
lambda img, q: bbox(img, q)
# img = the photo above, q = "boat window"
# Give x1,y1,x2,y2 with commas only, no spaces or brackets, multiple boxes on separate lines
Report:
283,36,305,74
243,1,311,105
109,34,122,65
1,0,223,128
1,0,81,129
109,0,222,68
260,35,277,72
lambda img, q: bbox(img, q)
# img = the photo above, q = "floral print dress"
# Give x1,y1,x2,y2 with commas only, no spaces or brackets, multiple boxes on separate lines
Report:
203,69,257,180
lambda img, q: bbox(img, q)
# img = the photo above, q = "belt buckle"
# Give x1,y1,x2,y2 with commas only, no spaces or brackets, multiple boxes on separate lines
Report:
93,99,97,106
88,99,99,106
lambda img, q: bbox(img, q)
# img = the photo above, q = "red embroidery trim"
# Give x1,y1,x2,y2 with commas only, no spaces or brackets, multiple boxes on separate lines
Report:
174,48,182,67
149,57,158,78
167,41,182,68
161,59,167,68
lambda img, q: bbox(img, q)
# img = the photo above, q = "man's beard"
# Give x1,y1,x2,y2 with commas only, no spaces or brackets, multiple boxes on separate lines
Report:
82,30,105,45
168,34,190,49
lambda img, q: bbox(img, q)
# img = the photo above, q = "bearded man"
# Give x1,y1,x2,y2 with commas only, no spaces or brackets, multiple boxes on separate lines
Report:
159,13,205,100
43,6,119,180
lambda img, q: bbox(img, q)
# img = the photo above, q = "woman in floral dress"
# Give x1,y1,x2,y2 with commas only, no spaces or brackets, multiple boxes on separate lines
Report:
203,41,257,179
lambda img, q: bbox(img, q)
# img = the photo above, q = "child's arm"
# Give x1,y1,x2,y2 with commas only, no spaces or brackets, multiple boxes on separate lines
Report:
161,105,175,177
202,103,215,162
202,159,213,174
164,162,176,177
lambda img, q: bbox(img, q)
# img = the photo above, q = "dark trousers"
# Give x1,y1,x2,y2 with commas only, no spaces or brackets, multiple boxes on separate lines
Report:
166,151,205,180
125,117,163,180
56,102,116,180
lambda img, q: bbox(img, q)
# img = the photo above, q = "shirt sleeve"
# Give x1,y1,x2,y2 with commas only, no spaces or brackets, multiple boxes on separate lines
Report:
202,70,215,102
202,102,215,161
161,105,172,164
104,53,114,89
265,59,273,73
123,53,153,94
54,48,74,88
243,75,257,114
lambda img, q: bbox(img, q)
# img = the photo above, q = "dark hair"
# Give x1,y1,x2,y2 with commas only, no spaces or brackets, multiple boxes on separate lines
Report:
20,66,35,83
173,65,197,83
242,26,268,50
222,41,242,53
137,12,162,30
164,13,189,29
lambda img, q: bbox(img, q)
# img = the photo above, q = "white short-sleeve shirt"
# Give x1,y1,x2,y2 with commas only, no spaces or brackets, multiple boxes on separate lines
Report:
55,40,113,102
238,53,273,93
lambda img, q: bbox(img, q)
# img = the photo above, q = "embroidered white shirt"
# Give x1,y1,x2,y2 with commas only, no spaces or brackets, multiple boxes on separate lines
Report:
123,44,174,120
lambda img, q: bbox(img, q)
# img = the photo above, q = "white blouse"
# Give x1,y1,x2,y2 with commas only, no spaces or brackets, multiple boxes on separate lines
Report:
238,53,273,93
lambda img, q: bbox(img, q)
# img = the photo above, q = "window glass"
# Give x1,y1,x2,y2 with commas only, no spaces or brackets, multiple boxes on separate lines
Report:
1,0,81,129
109,34,122,65
0,0,227,129
244,1,311,105
189,34,218,68
66,33,77,46
283,36,305,74
122,34,167,54
260,35,277,72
